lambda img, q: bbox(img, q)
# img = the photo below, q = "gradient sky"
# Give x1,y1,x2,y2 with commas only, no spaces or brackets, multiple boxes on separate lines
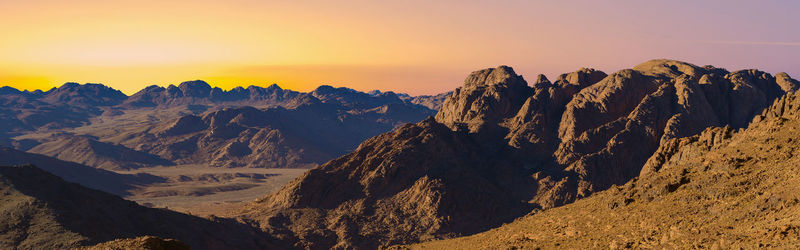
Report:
1,0,798,95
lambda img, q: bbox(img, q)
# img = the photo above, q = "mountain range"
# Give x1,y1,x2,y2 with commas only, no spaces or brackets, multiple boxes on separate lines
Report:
1,81,448,169
234,59,800,248
2,59,799,249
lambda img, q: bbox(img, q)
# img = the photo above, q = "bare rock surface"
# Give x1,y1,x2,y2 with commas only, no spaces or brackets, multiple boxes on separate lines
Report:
78,236,190,250
235,59,799,248
409,90,800,249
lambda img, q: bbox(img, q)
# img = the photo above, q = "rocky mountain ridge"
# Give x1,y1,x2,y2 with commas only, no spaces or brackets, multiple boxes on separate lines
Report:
0,81,445,136
409,89,800,249
234,59,799,248
111,97,434,168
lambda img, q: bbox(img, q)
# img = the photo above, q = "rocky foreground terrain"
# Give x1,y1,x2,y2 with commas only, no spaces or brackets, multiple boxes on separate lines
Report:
234,59,800,248
0,165,287,249
1,59,798,249
408,89,800,249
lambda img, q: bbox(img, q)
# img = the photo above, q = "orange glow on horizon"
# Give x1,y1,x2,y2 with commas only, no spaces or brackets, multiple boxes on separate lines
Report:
1,1,798,95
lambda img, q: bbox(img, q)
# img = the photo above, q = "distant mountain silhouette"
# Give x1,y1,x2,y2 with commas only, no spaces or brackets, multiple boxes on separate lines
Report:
114,93,434,168
123,81,302,107
0,81,446,169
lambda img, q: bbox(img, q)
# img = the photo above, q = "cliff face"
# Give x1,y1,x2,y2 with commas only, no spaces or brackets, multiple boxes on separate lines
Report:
236,59,799,248
411,90,800,250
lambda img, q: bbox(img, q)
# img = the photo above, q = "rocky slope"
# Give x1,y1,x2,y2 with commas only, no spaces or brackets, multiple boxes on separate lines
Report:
235,59,799,248
0,147,163,196
0,165,284,249
78,236,190,250
28,135,174,170
408,90,800,249
112,94,434,168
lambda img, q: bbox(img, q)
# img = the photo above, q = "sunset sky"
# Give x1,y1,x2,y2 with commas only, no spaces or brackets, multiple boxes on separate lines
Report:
1,0,798,95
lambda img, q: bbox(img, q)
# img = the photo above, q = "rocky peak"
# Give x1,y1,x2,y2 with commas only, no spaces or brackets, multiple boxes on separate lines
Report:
632,59,706,79
776,72,800,92
553,68,607,88
41,82,127,107
0,86,22,95
435,66,531,133
462,65,526,88
177,80,212,97
533,74,551,87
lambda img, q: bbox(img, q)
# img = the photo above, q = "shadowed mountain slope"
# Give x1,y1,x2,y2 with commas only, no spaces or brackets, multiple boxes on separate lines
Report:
235,59,799,248
0,147,162,196
409,90,800,249
112,95,435,168
28,136,174,170
0,165,285,250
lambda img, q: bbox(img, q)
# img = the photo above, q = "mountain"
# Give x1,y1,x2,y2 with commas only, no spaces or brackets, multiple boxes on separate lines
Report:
40,82,128,107
0,147,162,196
2,81,445,169
366,89,452,110
112,94,435,168
409,90,800,249
234,59,799,248
27,135,175,170
123,81,301,108
0,83,126,134
0,165,284,249
404,91,452,110
0,81,443,135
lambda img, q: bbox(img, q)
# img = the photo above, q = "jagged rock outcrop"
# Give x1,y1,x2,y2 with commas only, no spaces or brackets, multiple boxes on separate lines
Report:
552,60,791,199
0,165,284,249
410,91,800,249
435,66,531,133
238,117,534,248
237,59,800,248
776,72,800,92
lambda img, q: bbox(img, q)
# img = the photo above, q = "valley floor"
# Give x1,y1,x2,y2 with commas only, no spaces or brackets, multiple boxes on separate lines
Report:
116,165,306,216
